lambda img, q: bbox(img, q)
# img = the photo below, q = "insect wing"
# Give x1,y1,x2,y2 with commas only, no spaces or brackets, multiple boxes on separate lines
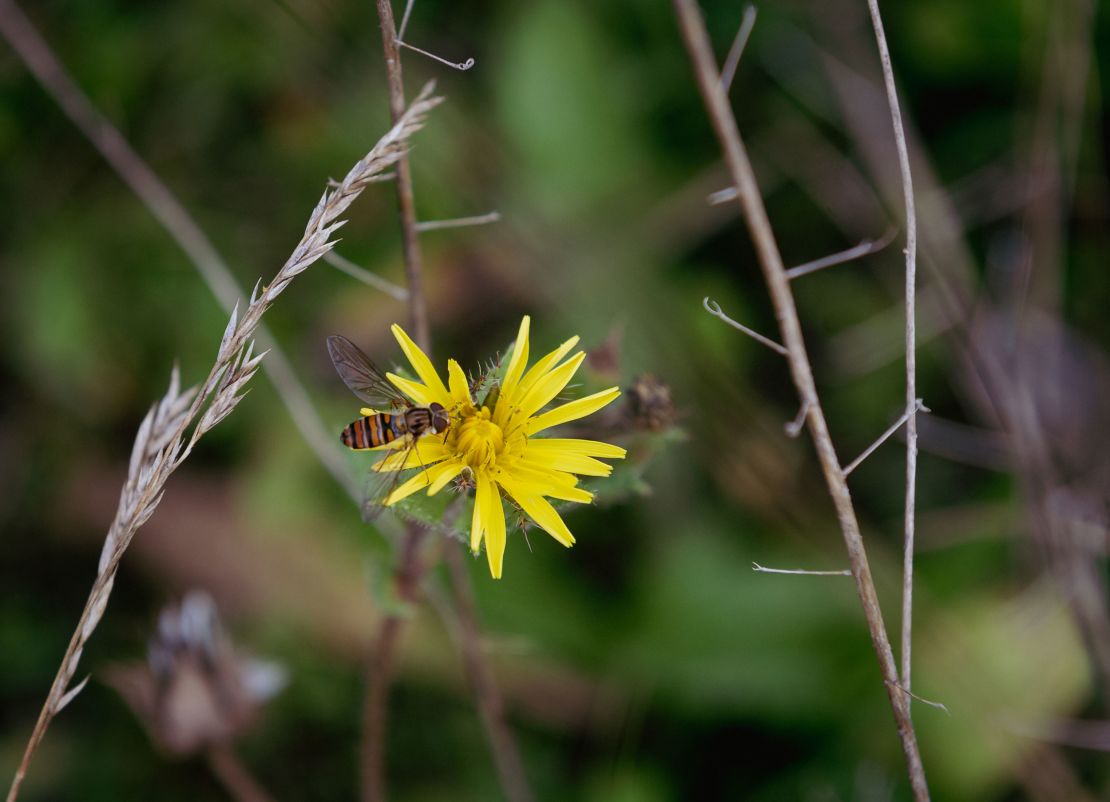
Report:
327,335,410,409
360,442,416,522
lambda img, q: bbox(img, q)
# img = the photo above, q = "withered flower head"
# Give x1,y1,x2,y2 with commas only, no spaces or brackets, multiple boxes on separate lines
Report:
624,374,677,432
107,591,286,757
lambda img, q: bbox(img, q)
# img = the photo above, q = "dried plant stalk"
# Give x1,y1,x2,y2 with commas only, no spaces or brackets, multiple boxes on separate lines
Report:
360,7,532,802
863,0,920,699
375,0,429,350
670,1,930,798
5,86,442,802
360,7,433,802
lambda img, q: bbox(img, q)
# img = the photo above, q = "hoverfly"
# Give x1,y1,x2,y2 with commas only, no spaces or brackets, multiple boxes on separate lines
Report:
327,335,451,518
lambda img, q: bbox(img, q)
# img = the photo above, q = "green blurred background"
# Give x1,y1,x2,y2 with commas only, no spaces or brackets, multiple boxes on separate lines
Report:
3,0,1110,799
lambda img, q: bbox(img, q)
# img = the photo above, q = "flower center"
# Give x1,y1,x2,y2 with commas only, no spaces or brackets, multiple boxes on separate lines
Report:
454,406,504,470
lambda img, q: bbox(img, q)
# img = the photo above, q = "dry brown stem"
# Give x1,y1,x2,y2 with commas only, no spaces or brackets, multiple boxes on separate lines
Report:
376,0,429,351
359,5,434,801
863,0,921,700
719,4,757,93
3,82,442,802
360,523,429,802
206,745,278,802
671,0,929,797
360,8,529,802
444,546,535,802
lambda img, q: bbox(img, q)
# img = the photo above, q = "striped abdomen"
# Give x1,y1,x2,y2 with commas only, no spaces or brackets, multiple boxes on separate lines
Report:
340,403,450,451
341,412,409,450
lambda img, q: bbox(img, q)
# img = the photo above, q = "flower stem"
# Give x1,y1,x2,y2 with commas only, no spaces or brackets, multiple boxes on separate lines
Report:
360,523,428,802
359,4,432,801
444,545,535,802
206,745,278,802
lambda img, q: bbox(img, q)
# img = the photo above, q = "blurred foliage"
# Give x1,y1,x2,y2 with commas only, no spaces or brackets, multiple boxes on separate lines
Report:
2,0,1110,800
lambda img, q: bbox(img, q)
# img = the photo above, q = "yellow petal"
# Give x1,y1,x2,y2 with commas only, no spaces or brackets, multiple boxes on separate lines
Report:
496,476,576,548
522,438,624,476
499,316,531,403
383,460,460,506
505,460,580,490
526,388,621,435
516,351,586,420
374,438,450,471
481,480,507,579
519,495,576,547
500,471,591,503
541,484,593,504
447,359,472,408
383,470,431,506
508,461,594,503
526,438,627,459
524,449,613,476
386,373,436,406
427,459,464,495
515,336,580,398
470,473,488,553
391,324,450,401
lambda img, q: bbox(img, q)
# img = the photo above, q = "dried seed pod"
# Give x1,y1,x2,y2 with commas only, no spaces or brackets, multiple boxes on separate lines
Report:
107,591,286,757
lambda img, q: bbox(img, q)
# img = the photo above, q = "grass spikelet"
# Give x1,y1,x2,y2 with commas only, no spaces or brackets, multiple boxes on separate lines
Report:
6,85,443,802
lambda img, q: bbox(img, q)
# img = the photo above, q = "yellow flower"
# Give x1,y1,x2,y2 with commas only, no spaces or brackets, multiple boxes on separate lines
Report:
372,316,626,578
